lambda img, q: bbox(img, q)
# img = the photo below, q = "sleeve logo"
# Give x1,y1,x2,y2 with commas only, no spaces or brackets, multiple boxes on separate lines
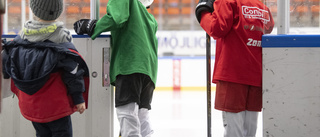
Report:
242,6,270,24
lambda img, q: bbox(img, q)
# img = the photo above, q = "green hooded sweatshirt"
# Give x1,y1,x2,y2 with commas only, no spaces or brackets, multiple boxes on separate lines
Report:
91,0,158,86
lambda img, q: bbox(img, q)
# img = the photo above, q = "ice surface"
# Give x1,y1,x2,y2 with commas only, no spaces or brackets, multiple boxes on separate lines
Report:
114,90,262,137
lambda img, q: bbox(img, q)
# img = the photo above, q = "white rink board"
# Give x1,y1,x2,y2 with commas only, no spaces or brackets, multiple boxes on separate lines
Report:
0,35,114,137
262,35,320,137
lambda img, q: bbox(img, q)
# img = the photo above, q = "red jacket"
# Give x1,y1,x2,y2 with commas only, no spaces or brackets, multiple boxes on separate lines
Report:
11,73,89,123
200,0,274,87
3,36,89,123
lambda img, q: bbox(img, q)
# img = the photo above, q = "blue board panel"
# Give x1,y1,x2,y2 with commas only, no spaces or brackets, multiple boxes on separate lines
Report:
262,34,320,48
2,35,111,38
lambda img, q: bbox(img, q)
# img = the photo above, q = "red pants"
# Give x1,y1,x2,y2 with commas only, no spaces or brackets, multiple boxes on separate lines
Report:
214,81,262,113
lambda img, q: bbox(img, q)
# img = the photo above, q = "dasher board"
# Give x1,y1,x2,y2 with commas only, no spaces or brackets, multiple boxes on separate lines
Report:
262,34,320,137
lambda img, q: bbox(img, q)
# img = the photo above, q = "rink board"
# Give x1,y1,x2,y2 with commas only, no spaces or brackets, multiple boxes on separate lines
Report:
262,35,320,137
0,35,114,137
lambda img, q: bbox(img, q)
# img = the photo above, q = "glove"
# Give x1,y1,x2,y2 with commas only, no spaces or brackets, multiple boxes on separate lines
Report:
195,0,215,23
73,19,97,37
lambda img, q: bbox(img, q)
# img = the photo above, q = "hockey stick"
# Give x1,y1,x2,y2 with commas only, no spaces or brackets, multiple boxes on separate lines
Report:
0,2,4,113
206,33,212,137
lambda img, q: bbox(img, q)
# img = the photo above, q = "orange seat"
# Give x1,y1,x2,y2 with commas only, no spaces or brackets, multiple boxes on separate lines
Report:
11,0,21,3
9,6,21,14
168,0,179,3
69,0,81,3
181,0,192,4
67,6,80,14
153,7,165,15
269,5,277,14
293,0,307,2
100,0,109,4
25,6,30,14
82,6,90,14
181,7,192,15
84,0,90,3
295,5,308,13
167,7,179,15
154,0,161,4
287,6,295,13
100,6,107,14
311,5,320,13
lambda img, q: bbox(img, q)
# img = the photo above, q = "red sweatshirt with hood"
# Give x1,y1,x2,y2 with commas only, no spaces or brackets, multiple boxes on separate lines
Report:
200,0,274,87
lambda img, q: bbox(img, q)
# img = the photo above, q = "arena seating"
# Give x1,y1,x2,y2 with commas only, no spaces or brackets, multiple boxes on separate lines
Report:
5,0,320,31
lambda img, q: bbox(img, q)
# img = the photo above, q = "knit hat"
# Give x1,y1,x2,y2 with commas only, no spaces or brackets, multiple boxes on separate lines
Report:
30,0,63,21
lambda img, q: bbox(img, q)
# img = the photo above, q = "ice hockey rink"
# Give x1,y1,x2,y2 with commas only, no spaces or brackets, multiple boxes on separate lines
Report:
113,90,263,137
112,53,264,137
2,0,320,137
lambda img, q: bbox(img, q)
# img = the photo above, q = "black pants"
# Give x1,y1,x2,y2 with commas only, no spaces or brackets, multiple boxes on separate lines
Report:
32,116,73,137
115,73,155,110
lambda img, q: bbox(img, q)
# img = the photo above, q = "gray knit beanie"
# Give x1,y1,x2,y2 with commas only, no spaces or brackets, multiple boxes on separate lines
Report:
30,0,63,21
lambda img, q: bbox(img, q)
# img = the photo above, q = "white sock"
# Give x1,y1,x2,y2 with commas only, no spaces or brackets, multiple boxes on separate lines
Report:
138,108,154,137
117,103,141,137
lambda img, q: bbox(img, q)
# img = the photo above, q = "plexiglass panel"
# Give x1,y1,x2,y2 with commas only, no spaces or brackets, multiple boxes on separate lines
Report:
3,0,320,34
4,0,93,34
290,0,320,34
265,0,320,34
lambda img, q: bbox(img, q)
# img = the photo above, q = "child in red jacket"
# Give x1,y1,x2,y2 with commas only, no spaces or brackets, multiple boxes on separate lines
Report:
2,0,89,136
196,0,274,136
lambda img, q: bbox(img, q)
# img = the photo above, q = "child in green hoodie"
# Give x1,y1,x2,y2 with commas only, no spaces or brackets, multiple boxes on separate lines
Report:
74,0,157,136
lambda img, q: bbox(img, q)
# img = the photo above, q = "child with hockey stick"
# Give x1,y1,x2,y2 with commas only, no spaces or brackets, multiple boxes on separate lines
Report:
2,0,89,136
73,0,157,137
195,0,274,136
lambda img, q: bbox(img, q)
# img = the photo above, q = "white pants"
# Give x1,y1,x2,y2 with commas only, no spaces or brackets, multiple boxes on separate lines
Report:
117,102,154,137
223,111,259,137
